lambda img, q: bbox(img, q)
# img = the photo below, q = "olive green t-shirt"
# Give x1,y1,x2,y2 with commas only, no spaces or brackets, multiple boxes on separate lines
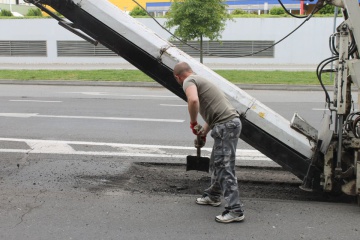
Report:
183,74,239,129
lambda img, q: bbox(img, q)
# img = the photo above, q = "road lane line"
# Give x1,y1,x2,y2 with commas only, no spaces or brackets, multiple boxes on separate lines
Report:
0,113,39,118
0,149,270,160
60,92,109,96
0,113,184,123
121,95,177,98
61,92,177,98
160,104,187,107
10,100,62,103
0,137,270,161
27,141,76,154
0,149,28,153
312,108,329,111
36,115,184,123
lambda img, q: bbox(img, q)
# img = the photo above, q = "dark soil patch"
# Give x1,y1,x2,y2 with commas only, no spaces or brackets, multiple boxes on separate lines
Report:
76,162,356,204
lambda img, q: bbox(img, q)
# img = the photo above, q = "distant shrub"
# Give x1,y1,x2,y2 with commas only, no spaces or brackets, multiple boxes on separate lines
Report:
318,4,340,14
26,8,43,17
269,6,285,15
231,9,247,15
0,9,12,17
129,6,147,16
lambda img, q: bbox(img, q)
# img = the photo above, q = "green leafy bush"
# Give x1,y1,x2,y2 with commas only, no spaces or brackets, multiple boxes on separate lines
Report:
231,9,247,15
269,6,285,15
318,4,340,14
129,6,147,17
0,9,12,17
26,8,43,17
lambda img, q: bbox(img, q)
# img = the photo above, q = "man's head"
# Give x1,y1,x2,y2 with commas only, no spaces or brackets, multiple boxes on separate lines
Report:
173,62,193,85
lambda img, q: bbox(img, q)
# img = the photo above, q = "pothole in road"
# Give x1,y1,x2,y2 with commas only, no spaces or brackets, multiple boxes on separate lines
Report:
75,162,356,203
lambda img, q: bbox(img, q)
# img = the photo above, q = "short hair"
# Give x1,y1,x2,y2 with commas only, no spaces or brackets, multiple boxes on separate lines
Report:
173,62,193,76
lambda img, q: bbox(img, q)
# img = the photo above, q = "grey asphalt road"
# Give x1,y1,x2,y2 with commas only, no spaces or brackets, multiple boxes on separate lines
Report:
1,151,359,240
0,84,337,146
2,186,360,240
1,84,359,240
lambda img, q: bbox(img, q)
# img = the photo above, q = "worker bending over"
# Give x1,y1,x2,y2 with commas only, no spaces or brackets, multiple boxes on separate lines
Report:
173,62,244,223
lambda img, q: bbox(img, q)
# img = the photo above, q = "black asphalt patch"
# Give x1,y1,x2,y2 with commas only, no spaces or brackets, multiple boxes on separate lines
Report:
75,162,357,204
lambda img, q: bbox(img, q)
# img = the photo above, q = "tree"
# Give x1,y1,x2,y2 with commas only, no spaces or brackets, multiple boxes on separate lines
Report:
130,6,147,17
165,0,231,63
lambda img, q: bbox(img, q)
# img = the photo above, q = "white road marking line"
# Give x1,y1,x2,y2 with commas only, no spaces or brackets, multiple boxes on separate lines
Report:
61,92,177,98
10,100,62,103
0,137,271,160
60,92,109,96
160,104,187,107
0,113,39,118
27,141,76,154
35,115,184,123
312,108,329,111
0,149,270,160
0,149,185,158
0,113,184,123
0,149,28,153
121,95,177,98
0,137,194,149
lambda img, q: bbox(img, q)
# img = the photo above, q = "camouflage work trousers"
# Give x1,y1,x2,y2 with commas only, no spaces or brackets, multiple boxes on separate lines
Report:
204,117,243,213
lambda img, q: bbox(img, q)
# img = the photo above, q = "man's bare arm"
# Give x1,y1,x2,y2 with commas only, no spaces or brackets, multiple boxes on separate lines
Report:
185,85,199,123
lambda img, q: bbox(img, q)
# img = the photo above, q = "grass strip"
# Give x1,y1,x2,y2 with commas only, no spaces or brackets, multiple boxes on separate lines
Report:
0,69,333,85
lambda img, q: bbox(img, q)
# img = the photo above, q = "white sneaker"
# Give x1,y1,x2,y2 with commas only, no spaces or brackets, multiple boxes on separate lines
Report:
215,210,245,223
195,195,221,207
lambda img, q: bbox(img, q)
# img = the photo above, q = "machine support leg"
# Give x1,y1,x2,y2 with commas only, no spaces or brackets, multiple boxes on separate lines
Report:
300,140,323,191
336,115,344,177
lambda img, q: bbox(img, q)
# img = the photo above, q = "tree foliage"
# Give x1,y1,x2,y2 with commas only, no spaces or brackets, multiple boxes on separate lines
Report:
165,0,230,62
129,6,147,17
165,0,230,41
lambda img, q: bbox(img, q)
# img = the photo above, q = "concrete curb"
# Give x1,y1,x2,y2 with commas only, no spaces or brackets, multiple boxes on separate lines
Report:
0,79,335,91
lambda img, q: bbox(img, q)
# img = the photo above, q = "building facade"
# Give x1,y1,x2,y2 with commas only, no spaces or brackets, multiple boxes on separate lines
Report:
108,0,161,12
0,0,27,4
146,0,302,16
106,0,302,15
0,17,341,67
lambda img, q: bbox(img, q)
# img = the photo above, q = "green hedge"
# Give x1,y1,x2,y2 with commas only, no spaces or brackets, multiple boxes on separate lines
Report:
0,9,12,17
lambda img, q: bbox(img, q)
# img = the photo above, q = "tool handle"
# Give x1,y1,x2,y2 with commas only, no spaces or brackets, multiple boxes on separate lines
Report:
197,135,201,157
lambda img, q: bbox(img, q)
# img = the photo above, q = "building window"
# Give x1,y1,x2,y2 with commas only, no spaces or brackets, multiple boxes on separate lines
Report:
171,40,274,58
57,41,117,57
0,41,47,57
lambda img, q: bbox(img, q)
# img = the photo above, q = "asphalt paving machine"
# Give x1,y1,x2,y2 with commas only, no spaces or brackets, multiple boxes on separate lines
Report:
24,0,360,202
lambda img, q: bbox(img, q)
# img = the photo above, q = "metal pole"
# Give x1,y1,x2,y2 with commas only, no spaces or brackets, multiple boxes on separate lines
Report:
330,7,339,82
336,114,343,174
